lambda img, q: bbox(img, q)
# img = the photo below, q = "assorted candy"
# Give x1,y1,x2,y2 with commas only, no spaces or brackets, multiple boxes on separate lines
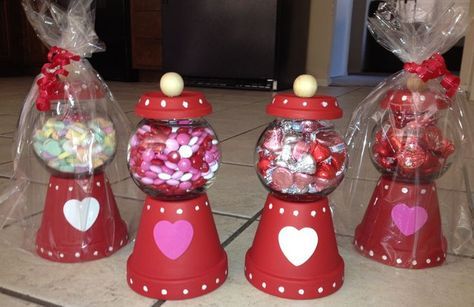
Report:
128,120,220,198
33,116,116,174
372,112,455,180
256,120,346,198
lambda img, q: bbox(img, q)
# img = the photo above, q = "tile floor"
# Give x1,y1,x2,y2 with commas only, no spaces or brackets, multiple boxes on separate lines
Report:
0,77,473,306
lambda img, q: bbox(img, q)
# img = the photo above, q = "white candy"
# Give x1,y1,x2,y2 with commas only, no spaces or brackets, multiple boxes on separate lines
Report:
210,162,219,172
189,136,199,146
203,172,215,180
180,173,193,181
178,145,193,158
158,173,171,180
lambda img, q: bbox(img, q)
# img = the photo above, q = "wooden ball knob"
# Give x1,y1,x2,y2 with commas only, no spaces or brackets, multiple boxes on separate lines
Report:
407,75,427,92
293,74,318,98
160,72,184,97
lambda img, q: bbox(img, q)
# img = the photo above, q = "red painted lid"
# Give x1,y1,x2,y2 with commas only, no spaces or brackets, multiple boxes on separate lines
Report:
266,94,342,120
381,89,448,112
135,90,212,120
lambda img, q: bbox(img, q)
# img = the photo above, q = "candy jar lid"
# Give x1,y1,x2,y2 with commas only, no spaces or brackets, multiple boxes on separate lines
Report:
135,72,212,119
380,77,449,112
266,74,342,120
47,80,105,101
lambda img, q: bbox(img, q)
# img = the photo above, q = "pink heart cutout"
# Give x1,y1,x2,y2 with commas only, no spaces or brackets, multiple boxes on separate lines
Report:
391,203,428,236
153,220,193,260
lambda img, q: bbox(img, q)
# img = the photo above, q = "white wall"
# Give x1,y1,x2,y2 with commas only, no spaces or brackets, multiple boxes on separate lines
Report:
329,0,353,77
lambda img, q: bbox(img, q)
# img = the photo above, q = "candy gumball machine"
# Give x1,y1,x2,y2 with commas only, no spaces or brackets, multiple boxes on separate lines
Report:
354,76,457,269
33,80,128,263
245,75,347,299
126,73,227,300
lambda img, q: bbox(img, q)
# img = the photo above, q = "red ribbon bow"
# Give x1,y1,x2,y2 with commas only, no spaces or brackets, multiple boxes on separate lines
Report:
404,53,460,98
35,47,80,111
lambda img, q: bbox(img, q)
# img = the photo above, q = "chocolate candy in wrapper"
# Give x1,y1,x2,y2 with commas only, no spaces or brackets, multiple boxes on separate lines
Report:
423,125,443,151
283,134,299,146
279,144,294,163
294,173,314,190
438,139,455,158
373,142,392,158
380,156,397,170
331,152,346,173
396,142,427,170
292,141,311,160
311,142,331,163
290,154,316,175
316,163,337,180
263,128,283,152
256,119,347,199
421,153,443,176
271,167,294,191
257,158,271,175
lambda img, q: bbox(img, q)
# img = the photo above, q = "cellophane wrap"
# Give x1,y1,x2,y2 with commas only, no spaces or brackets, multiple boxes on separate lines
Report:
0,0,138,260
333,0,474,263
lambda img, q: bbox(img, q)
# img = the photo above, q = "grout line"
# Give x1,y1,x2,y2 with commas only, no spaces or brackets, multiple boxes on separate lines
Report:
212,210,252,220
334,87,363,98
220,161,253,168
462,165,474,212
220,123,269,143
221,209,262,248
0,286,62,307
151,299,167,307
2,210,43,229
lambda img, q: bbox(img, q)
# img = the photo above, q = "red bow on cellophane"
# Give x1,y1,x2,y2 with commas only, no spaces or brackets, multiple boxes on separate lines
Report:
35,46,80,111
404,53,460,98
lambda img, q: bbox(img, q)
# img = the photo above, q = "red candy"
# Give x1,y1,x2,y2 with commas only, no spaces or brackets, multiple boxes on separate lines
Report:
271,167,294,190
167,151,181,163
256,121,347,197
372,108,455,179
316,163,337,180
311,142,331,162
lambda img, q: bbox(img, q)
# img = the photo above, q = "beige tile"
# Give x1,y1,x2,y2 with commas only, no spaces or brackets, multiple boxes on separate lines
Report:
111,178,145,201
166,222,474,307
0,294,38,307
208,103,272,141
0,137,13,164
207,163,267,218
220,127,264,167
315,86,361,97
0,115,18,135
0,195,245,307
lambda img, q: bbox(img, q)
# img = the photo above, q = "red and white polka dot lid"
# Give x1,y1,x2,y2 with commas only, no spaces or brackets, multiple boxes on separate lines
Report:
380,89,448,113
266,75,342,120
135,73,212,120
48,80,105,101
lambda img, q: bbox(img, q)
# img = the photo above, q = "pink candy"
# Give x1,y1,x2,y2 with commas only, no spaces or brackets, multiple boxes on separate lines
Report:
128,122,221,197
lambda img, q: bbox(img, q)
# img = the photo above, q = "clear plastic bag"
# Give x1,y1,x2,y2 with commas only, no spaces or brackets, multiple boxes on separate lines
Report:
0,0,136,262
334,1,474,268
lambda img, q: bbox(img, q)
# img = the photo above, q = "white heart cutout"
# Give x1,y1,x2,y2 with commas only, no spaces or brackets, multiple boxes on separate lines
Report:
278,226,318,266
63,197,100,232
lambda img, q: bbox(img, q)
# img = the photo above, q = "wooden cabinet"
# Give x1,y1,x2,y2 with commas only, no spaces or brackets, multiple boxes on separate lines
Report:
0,0,47,76
130,0,162,69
